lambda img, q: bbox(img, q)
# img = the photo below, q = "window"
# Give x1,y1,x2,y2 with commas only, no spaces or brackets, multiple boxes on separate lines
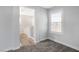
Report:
50,11,62,33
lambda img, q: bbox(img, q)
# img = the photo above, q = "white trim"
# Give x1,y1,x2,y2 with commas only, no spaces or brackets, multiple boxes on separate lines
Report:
54,40,79,51
2,46,20,52
19,7,37,44
37,37,48,43
47,37,79,51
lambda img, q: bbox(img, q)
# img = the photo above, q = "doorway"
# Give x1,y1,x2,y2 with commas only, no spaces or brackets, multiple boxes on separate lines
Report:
19,7,36,46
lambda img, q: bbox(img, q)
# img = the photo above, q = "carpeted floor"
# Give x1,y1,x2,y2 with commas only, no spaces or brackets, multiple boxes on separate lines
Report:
8,39,78,52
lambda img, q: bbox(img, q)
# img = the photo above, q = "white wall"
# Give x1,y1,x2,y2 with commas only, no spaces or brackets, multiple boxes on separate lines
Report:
11,7,20,50
27,7,48,42
35,7,48,42
0,7,20,51
48,6,79,50
0,6,47,51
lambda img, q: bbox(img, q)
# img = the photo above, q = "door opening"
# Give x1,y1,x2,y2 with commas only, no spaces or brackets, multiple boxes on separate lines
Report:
19,7,36,46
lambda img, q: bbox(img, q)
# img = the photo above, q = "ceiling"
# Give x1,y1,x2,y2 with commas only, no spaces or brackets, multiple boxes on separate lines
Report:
40,6,53,9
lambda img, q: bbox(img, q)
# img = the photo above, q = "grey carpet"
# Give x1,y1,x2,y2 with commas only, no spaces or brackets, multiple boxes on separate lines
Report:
8,39,78,52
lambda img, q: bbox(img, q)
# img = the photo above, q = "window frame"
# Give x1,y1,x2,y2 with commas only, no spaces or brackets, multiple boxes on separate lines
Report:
49,10,63,34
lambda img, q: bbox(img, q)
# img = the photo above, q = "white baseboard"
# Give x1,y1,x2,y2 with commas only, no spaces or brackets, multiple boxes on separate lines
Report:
2,46,20,52
37,37,48,43
55,40,79,51
4,37,79,51
47,37,79,51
